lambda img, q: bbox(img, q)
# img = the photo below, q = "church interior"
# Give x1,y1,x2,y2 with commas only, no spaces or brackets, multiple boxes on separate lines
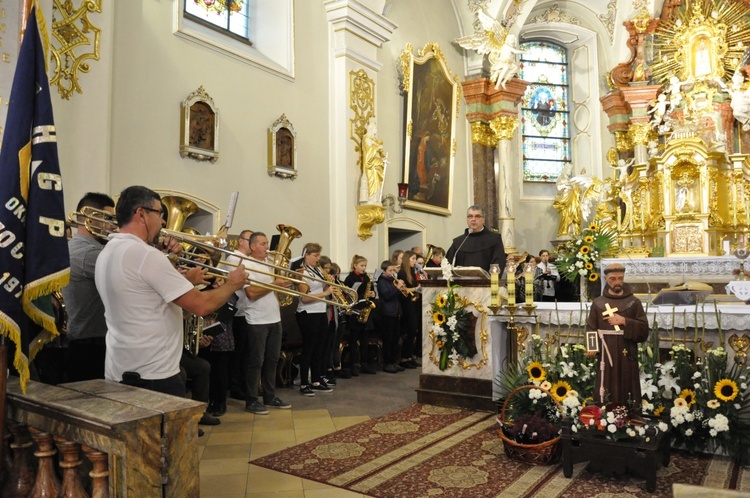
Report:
3,0,750,496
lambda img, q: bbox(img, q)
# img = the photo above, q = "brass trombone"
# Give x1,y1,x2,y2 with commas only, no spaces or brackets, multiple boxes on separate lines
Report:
68,206,362,314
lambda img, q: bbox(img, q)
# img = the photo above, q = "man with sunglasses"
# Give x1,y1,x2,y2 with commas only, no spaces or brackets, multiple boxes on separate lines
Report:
445,205,506,272
95,186,246,397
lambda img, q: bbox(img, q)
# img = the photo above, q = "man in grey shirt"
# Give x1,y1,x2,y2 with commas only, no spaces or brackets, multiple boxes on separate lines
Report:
62,192,115,381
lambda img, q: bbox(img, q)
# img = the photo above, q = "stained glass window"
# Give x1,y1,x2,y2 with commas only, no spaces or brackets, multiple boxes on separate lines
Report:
184,0,250,43
519,41,570,182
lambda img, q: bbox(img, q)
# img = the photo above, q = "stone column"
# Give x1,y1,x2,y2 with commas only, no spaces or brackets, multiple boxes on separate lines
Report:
324,1,397,262
462,77,528,254
491,116,520,254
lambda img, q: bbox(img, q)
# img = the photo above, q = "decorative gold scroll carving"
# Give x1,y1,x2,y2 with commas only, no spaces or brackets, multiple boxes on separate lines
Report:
50,0,102,100
356,204,385,241
349,69,376,169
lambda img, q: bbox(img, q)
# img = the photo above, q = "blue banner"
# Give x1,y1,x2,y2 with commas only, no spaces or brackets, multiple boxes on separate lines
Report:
0,4,69,392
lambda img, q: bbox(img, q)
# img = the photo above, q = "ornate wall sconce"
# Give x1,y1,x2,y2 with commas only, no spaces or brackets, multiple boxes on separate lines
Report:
356,182,408,241
381,182,409,214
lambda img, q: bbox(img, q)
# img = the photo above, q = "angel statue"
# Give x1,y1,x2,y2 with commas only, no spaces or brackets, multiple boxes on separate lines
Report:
728,71,750,131
455,10,524,90
359,120,388,204
552,165,603,237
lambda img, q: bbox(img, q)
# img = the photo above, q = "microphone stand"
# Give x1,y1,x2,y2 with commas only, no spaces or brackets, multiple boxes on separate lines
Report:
451,229,473,268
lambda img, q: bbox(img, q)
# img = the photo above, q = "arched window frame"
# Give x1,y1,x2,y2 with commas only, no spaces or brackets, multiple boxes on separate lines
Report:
519,40,571,183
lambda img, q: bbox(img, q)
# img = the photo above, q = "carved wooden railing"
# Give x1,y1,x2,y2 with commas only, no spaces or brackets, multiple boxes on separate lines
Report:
2,378,204,497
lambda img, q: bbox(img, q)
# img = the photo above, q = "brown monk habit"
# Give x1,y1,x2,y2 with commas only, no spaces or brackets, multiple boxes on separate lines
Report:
587,283,649,408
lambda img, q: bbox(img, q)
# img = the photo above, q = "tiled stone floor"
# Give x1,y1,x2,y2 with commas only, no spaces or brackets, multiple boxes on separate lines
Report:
198,367,421,497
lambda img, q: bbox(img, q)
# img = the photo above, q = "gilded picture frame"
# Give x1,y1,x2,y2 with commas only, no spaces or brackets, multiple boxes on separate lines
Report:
400,43,460,216
180,86,219,163
267,114,298,180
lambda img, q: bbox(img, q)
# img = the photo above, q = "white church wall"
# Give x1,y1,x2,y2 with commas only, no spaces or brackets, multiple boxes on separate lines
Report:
375,0,473,256
104,1,333,245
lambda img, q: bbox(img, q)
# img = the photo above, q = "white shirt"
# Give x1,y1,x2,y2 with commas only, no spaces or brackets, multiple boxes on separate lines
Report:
96,233,194,381
296,265,327,314
244,257,281,325
223,250,249,317
536,261,560,297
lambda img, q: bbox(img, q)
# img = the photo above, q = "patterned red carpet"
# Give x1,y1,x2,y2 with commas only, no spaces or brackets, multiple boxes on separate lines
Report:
251,403,750,497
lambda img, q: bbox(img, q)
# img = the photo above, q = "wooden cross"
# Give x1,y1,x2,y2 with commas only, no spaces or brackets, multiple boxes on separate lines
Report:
602,302,621,331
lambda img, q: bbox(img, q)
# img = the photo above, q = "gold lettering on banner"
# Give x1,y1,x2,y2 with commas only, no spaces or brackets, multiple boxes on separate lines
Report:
2,53,9,63
0,23,5,32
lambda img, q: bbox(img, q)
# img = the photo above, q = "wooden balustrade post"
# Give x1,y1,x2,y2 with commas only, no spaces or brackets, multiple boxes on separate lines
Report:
3,422,36,498
55,436,90,498
82,446,109,498
0,429,12,489
28,428,61,498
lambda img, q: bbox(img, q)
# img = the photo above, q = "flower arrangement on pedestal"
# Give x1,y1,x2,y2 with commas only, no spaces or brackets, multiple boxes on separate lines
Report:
429,284,477,371
555,223,615,285
639,339,750,462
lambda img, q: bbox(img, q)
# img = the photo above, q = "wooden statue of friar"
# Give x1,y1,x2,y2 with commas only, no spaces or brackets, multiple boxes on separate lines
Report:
585,263,649,411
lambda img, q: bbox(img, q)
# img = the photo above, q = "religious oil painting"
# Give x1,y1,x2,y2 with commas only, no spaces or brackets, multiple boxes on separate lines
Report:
180,86,220,163
267,114,298,180
400,43,460,216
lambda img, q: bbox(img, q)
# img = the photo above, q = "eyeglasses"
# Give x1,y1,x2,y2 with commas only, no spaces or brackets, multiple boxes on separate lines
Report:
238,237,250,242
139,206,163,216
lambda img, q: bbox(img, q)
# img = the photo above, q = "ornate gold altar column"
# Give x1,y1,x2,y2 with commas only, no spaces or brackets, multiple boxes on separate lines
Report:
324,2,396,262
462,77,528,253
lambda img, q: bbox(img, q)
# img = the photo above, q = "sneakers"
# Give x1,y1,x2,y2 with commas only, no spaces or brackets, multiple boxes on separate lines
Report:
311,382,333,393
383,363,399,374
244,400,270,415
322,375,337,386
300,385,315,397
396,363,405,372
199,413,222,426
264,397,291,409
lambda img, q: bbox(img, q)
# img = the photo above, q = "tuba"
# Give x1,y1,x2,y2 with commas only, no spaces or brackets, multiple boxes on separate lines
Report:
267,224,302,306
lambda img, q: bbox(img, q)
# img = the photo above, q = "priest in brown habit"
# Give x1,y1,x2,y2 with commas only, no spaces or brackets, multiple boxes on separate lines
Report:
586,263,649,411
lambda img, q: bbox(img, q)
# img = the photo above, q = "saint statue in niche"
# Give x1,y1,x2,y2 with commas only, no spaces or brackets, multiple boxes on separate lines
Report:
692,37,712,78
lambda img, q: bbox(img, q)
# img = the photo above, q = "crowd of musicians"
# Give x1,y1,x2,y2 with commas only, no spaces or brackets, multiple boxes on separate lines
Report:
33,186,568,433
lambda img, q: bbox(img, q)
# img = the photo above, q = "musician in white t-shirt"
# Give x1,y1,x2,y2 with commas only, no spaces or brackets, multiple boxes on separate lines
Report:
96,186,246,397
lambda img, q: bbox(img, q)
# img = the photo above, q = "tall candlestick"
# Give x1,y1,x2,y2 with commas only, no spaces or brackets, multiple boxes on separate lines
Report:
490,264,500,307
507,262,516,306
524,263,534,306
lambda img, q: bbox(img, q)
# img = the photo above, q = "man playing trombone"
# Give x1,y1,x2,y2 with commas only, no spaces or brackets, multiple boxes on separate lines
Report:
240,231,292,414
95,186,246,397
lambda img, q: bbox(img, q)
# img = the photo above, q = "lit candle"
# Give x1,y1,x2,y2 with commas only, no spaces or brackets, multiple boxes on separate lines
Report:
524,263,534,306
507,260,516,306
490,264,500,307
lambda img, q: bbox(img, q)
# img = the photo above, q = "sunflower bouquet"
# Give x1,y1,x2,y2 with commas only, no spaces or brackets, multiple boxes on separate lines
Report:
555,223,615,284
429,284,477,371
